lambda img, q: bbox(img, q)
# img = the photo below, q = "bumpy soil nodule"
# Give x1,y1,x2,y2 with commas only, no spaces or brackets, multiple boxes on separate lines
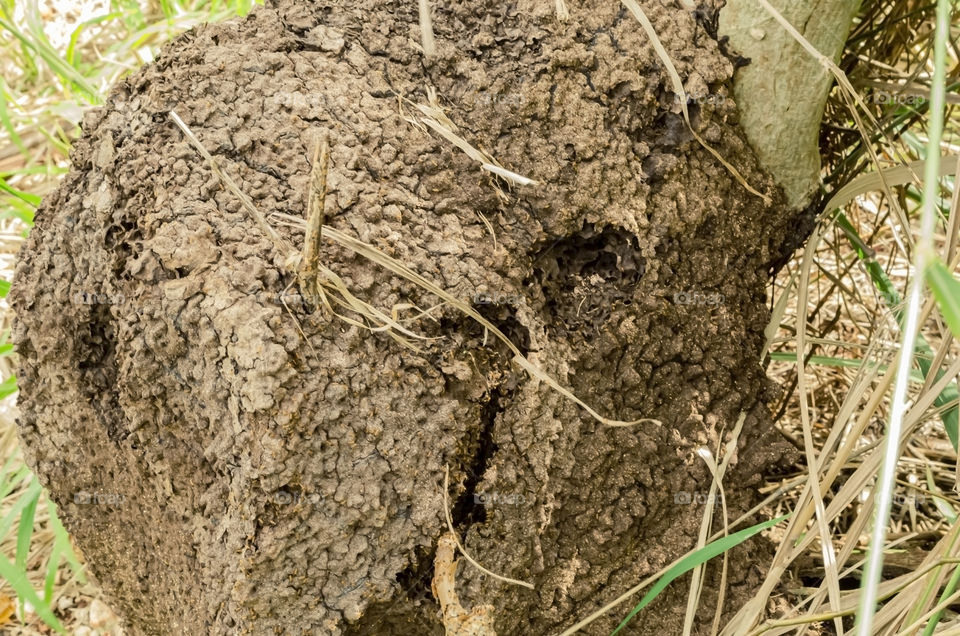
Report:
12,1,798,634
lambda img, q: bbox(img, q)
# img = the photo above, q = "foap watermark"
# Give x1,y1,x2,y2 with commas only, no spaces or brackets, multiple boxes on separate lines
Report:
673,291,724,306
868,90,927,107
463,78,531,108
473,291,522,306
466,91,527,107
859,488,927,509
474,492,527,507
267,91,342,113
71,290,126,306
892,492,926,508
272,491,323,507
674,491,720,506
73,491,125,506
674,92,726,107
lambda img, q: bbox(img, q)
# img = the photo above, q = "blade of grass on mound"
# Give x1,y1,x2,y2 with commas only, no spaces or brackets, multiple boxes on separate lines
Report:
836,213,959,448
609,515,789,636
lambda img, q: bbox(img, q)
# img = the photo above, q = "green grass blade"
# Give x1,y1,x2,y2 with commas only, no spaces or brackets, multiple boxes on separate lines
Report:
0,551,64,633
0,463,30,502
0,203,36,227
110,0,147,31
0,14,100,103
42,542,61,605
610,515,789,635
46,499,84,584
0,374,18,400
66,12,123,68
0,81,27,156
0,177,42,207
769,352,928,382
15,483,38,571
15,482,40,617
0,479,41,541
928,261,960,340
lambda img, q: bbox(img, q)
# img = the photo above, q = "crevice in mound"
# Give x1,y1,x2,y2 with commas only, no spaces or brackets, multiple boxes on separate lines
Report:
528,224,645,329
394,544,436,602
451,385,503,532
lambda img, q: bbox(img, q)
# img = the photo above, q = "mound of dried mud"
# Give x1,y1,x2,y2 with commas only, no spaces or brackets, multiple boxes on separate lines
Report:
13,1,796,633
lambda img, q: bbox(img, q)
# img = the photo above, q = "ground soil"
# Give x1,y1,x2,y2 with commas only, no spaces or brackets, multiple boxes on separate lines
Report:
12,0,798,633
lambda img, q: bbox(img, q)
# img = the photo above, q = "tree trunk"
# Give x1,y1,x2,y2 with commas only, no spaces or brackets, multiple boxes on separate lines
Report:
12,1,807,633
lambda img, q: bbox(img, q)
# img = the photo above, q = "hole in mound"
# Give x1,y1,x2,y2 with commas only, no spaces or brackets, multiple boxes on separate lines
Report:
528,224,645,329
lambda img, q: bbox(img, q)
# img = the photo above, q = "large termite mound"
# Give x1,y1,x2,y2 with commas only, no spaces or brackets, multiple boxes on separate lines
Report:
12,0,797,633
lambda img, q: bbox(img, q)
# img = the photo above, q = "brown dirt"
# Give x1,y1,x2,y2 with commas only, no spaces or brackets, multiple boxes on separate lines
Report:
11,0,798,634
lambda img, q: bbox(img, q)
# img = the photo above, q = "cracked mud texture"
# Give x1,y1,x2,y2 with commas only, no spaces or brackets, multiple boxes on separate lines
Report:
12,0,798,634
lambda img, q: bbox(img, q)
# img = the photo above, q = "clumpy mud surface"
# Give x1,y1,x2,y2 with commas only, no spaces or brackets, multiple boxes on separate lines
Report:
13,0,797,633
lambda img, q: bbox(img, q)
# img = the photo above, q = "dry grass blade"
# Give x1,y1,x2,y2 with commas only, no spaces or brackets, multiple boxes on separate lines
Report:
620,0,772,205
946,155,960,263
707,417,746,636
682,416,742,636
169,111,290,255
743,561,960,635
418,0,436,57
824,155,959,213
723,217,897,634
410,95,539,187
298,134,329,309
762,272,796,360
795,229,845,633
